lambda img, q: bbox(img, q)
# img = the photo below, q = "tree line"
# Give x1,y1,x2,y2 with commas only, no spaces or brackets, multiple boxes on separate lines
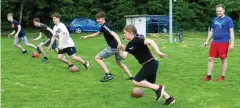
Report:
1,0,240,31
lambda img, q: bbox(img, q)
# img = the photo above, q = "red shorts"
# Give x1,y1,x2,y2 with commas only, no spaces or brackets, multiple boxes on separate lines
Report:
209,42,229,59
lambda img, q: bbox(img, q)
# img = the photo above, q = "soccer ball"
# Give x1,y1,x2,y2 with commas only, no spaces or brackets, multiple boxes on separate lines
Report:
69,65,79,72
32,52,39,58
131,87,143,98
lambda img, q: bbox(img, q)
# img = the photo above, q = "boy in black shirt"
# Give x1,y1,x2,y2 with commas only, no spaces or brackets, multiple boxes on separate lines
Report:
33,18,58,63
81,11,133,82
119,25,175,106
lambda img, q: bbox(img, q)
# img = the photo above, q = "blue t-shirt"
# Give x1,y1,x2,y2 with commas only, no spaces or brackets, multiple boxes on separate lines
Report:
11,20,26,37
211,16,234,43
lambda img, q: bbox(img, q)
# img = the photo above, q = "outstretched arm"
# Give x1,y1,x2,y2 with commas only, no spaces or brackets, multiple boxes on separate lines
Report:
110,31,121,48
144,39,167,58
80,32,101,40
33,32,42,41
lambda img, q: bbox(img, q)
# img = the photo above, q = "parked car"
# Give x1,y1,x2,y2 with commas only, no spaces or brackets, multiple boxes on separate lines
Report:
146,16,171,33
66,18,101,33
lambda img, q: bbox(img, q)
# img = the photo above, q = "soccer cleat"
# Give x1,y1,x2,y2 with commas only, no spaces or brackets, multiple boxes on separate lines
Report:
100,74,113,82
84,61,90,70
22,50,27,54
218,76,224,82
155,85,165,101
42,58,49,63
165,97,175,106
126,77,134,80
203,76,212,82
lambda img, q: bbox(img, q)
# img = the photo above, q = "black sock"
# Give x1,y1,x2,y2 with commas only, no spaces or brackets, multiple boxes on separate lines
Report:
44,56,48,59
221,76,225,78
105,72,110,75
36,47,41,53
69,64,73,68
207,75,211,78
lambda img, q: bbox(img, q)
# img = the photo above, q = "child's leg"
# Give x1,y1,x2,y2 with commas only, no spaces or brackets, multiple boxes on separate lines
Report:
58,54,72,66
22,36,37,49
133,80,159,91
71,54,86,64
117,61,133,77
221,58,227,76
95,47,113,74
14,37,26,51
38,42,46,57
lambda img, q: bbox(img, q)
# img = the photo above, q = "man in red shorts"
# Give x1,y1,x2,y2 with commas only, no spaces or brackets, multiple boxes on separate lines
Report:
203,4,235,82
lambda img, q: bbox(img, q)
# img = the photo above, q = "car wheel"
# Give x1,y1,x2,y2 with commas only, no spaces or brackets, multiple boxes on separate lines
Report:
75,27,82,34
162,27,168,33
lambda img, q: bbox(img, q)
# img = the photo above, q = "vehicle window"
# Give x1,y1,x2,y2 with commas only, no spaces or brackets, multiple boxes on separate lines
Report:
74,19,85,24
87,19,96,24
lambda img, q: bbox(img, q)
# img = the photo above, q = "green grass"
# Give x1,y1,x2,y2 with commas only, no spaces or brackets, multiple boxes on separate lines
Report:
1,32,240,108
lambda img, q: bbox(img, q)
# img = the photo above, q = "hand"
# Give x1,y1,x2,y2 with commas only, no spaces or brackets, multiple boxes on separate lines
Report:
159,53,168,58
80,36,88,40
203,42,208,47
14,34,18,38
118,44,125,50
229,44,234,52
8,34,11,38
48,46,52,51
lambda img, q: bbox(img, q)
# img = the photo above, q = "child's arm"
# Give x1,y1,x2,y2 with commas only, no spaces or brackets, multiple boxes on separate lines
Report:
8,30,15,38
33,32,42,41
80,32,101,40
118,44,129,59
110,31,121,48
144,39,167,58
48,35,56,51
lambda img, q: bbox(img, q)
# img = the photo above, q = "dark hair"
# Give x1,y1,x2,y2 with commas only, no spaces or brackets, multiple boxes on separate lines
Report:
95,11,106,19
52,13,61,18
216,4,225,10
124,24,138,36
7,13,13,17
33,18,40,22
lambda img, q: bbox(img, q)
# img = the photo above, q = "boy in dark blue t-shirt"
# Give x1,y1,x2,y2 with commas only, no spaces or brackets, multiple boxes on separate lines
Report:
7,13,37,53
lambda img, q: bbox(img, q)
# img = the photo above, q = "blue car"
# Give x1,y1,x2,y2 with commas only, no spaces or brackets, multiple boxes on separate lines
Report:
67,18,101,33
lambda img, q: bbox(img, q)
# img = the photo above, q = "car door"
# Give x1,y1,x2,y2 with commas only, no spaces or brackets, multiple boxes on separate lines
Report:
85,19,100,32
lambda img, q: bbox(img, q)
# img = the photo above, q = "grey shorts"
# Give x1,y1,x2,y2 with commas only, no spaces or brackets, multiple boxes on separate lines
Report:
97,46,123,62
14,36,28,45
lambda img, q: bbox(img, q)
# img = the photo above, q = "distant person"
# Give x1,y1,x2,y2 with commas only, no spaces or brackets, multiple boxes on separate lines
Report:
7,13,37,53
203,4,235,82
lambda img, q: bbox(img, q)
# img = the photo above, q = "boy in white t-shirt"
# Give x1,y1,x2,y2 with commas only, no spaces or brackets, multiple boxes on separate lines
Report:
49,13,90,70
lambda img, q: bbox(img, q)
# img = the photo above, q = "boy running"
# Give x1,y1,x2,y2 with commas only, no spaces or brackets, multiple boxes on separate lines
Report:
32,18,58,63
7,13,37,53
118,24,175,106
80,11,133,82
51,13,90,70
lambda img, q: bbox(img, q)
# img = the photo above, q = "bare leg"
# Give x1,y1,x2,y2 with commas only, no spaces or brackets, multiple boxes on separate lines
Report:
58,54,72,65
221,58,227,76
38,43,46,57
117,61,133,77
207,57,215,75
26,43,37,49
71,54,86,64
95,55,109,73
14,44,25,51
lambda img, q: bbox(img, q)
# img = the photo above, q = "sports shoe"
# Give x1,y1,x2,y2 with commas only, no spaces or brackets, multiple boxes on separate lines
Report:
155,85,165,101
218,76,224,82
203,76,211,82
126,77,134,80
42,58,49,63
84,61,90,70
22,50,27,54
100,73,113,82
165,97,175,106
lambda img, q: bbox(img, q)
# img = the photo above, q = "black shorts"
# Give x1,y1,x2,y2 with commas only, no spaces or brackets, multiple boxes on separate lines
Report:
134,59,159,83
58,47,76,56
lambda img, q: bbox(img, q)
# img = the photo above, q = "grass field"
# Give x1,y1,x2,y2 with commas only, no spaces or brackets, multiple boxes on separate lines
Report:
1,32,240,108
